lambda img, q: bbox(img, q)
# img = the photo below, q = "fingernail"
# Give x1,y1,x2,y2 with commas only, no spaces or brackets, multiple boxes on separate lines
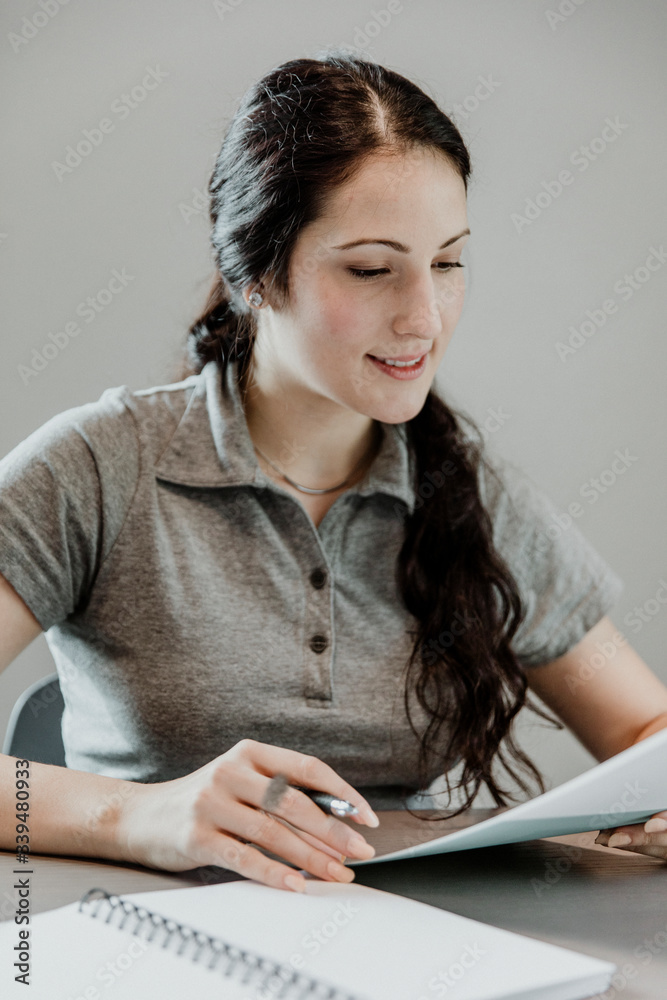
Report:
644,818,667,833
284,873,305,892
327,860,353,881
364,808,380,828
347,833,375,858
608,834,632,847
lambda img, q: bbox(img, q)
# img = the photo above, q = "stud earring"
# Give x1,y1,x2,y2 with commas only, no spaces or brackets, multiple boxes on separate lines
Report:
248,290,263,308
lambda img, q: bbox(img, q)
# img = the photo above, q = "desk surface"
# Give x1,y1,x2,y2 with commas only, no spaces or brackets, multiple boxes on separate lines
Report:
2,808,666,999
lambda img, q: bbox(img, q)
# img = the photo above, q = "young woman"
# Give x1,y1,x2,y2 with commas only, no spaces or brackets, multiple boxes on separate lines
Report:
1,52,666,893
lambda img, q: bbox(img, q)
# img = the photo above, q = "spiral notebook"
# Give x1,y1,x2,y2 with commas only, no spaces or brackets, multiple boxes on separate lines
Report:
0,878,615,999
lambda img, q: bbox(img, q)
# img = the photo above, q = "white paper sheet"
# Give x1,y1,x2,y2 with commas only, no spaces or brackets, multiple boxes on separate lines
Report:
353,726,667,865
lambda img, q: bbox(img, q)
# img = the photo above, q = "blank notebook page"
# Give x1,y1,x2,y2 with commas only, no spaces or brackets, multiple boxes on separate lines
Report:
0,879,615,1000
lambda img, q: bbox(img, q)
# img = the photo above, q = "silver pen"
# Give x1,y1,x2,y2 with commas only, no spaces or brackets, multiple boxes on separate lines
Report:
294,786,359,818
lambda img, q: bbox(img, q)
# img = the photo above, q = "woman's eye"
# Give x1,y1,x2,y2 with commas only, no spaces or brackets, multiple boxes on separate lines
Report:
347,267,389,280
347,263,465,281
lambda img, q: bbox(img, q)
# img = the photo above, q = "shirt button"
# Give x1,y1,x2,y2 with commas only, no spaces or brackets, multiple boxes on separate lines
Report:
310,568,327,589
309,633,328,654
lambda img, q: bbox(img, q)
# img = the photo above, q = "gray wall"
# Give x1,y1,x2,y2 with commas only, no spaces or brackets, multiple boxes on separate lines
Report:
1,0,666,801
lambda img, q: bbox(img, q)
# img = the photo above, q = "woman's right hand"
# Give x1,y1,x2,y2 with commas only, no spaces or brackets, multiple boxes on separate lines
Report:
115,739,379,891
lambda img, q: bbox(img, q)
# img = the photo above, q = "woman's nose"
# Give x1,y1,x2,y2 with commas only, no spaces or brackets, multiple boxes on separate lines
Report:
394,288,443,338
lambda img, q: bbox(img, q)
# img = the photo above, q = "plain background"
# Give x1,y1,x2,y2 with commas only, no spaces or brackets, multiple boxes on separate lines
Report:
1,0,666,804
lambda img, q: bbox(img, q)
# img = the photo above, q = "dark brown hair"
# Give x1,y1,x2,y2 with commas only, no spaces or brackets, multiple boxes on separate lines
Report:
175,51,560,817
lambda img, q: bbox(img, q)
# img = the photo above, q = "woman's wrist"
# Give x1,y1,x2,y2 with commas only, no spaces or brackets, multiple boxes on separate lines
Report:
65,775,146,864
110,777,156,866
0,757,152,864
112,775,196,872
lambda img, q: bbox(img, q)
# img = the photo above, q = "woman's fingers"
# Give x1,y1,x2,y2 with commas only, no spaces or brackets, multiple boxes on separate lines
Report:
207,801,356,885
644,810,667,834
596,811,667,847
222,766,375,860
595,821,667,859
273,815,348,863
233,739,379,827
200,831,310,892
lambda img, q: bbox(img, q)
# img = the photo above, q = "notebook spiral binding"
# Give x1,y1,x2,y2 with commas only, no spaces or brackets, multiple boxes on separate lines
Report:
78,888,361,1000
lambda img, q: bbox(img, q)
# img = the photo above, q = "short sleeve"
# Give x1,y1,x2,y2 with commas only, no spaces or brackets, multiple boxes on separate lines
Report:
0,387,139,632
477,451,624,667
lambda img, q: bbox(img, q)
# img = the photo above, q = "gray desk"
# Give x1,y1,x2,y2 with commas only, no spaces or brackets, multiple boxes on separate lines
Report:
2,809,666,999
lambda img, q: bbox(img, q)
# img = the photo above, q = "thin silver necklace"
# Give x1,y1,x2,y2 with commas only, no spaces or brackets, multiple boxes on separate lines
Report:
252,437,377,495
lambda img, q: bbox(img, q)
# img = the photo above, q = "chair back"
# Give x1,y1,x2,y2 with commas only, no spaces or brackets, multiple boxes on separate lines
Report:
2,673,66,766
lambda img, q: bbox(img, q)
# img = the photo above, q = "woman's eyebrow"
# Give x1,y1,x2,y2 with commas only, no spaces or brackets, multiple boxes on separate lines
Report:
331,228,470,252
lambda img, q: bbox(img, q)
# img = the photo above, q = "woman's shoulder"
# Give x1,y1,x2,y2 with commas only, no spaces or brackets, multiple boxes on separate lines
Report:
472,443,624,664
478,443,621,584
0,370,208,628
1,369,203,478
474,446,565,565
113,368,204,459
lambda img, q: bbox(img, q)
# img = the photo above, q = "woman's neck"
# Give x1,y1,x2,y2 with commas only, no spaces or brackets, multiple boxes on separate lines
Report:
238,358,381,490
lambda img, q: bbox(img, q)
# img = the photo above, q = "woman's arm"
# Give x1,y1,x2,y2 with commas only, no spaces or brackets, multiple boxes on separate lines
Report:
0,572,43,672
0,572,153,862
0,552,192,872
524,614,667,858
523,615,667,760
0,573,377,887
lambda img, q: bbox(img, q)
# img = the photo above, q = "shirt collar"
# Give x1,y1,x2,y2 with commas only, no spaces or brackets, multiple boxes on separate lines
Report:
153,359,417,513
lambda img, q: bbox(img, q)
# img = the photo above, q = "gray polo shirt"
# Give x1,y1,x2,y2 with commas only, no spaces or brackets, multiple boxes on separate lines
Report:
0,359,623,803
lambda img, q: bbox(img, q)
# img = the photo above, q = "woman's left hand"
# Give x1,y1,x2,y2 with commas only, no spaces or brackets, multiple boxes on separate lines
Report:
595,811,667,860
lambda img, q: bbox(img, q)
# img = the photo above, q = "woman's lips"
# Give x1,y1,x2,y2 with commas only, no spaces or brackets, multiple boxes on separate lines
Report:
366,353,427,380
372,354,424,362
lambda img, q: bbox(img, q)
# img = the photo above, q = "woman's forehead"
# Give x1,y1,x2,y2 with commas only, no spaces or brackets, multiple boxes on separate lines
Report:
301,155,468,253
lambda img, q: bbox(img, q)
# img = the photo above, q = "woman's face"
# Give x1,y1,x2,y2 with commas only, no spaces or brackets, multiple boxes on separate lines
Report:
254,146,469,425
